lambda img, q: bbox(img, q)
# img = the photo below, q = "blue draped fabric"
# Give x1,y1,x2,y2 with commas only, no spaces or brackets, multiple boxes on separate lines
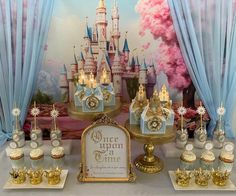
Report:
168,0,236,137
0,0,54,145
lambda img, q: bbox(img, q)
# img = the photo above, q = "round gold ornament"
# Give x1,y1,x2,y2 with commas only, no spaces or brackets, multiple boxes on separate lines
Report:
146,117,162,132
85,95,99,110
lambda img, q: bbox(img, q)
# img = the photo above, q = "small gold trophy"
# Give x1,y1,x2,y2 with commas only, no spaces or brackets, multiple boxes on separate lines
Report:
175,168,192,187
9,168,27,184
212,168,230,186
194,168,211,186
27,168,44,185
44,167,62,185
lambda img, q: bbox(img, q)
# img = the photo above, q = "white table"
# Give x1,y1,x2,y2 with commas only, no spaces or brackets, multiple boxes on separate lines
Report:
0,140,236,196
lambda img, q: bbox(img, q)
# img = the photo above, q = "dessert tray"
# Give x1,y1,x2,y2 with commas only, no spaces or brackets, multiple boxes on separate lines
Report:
168,171,236,191
3,169,68,190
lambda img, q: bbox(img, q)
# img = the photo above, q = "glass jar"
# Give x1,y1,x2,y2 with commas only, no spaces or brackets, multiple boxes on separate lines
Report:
9,149,24,169
50,129,62,147
30,129,43,149
213,120,225,149
200,142,215,170
10,130,25,149
175,129,188,149
218,142,234,172
30,119,43,148
180,143,196,170
30,148,44,169
194,127,207,149
51,147,65,168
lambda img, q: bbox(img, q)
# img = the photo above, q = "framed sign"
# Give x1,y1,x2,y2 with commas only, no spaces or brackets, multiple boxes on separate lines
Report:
78,115,136,182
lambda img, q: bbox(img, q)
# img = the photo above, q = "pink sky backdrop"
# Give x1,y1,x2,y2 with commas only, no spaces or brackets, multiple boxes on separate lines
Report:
136,0,191,91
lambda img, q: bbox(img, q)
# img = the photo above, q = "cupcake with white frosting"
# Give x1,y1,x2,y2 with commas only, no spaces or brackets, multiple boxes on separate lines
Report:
30,148,44,169
51,147,65,168
9,149,24,169
180,143,196,170
218,142,234,172
200,141,215,170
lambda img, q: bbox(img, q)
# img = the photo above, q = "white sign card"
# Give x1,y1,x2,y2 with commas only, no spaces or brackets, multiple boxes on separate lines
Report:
78,115,135,182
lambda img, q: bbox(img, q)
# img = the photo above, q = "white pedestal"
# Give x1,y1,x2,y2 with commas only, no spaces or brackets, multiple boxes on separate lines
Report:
5,140,72,157
161,142,222,158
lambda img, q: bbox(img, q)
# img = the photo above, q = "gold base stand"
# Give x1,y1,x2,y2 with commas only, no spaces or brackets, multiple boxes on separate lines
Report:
125,120,175,174
134,143,163,174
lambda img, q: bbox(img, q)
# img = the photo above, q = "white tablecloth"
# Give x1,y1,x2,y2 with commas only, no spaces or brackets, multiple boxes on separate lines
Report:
0,140,235,196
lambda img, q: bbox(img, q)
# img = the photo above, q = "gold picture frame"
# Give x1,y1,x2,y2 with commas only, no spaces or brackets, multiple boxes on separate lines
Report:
78,115,136,182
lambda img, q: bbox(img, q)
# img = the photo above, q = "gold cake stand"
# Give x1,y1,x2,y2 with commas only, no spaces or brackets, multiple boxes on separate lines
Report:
68,98,122,120
125,120,175,174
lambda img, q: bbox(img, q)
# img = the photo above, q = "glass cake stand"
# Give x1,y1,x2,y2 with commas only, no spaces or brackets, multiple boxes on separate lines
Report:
68,98,122,120
125,120,175,174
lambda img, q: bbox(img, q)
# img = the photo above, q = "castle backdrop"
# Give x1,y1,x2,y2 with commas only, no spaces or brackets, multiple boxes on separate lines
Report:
37,0,182,102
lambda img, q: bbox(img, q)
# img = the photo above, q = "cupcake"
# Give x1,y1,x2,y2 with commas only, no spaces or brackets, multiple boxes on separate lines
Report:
200,142,215,170
51,147,65,168
180,143,196,170
9,149,24,169
30,148,44,169
218,142,234,172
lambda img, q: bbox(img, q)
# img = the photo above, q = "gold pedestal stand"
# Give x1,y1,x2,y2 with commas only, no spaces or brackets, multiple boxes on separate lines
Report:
125,120,175,174
68,98,122,120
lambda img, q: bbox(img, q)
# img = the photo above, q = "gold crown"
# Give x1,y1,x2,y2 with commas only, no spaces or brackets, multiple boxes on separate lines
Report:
194,168,211,186
175,168,192,187
212,169,230,186
44,167,62,185
27,168,44,185
9,168,27,184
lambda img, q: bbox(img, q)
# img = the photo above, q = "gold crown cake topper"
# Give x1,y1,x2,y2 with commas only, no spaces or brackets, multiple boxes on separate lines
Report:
27,168,44,185
10,168,27,184
44,167,62,185
175,168,192,187
212,168,230,186
194,168,211,186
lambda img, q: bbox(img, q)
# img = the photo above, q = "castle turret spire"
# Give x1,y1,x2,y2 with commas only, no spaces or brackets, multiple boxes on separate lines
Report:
98,0,105,8
112,49,123,97
112,0,120,51
139,59,148,85
96,0,107,51
83,17,91,53
84,45,96,75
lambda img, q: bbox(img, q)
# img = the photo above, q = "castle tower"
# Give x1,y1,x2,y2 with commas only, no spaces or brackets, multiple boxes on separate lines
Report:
130,56,136,72
112,50,123,97
108,33,115,52
92,24,98,42
97,50,111,80
96,0,107,51
84,46,96,75
147,62,156,98
59,64,69,102
111,0,120,51
83,17,91,53
123,33,130,65
78,51,85,70
139,59,148,85
135,56,140,73
71,46,78,74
